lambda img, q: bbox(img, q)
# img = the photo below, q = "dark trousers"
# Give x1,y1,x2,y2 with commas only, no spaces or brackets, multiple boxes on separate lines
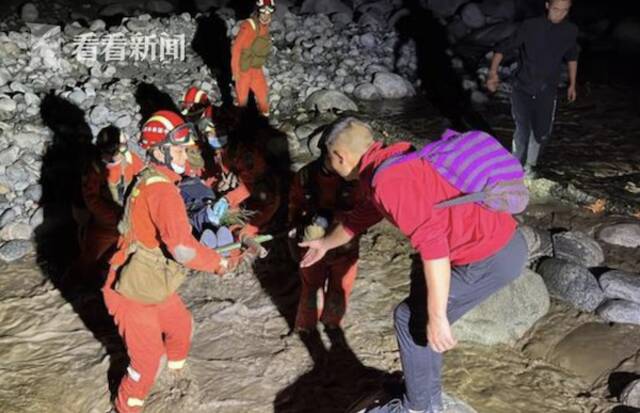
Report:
394,229,527,412
510,87,557,167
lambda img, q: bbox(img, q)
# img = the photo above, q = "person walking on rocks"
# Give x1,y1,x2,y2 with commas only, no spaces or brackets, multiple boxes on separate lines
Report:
299,117,527,413
231,0,274,117
102,110,241,413
486,0,578,178
288,151,365,333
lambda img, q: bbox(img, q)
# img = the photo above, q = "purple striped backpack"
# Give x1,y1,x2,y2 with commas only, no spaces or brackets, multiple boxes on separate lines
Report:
373,129,529,214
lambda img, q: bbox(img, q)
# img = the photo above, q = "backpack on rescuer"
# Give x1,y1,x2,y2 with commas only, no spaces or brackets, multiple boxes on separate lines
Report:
373,129,529,214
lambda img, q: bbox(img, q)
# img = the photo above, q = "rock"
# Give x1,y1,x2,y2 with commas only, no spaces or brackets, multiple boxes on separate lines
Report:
453,269,549,345
479,0,516,22
0,68,10,87
90,105,110,126
598,300,640,325
552,231,604,268
0,223,32,241
447,18,471,42
300,0,351,15
0,146,20,165
146,0,174,14
89,19,106,31
470,90,489,105
597,223,640,248
359,33,377,49
442,392,477,413
373,72,411,99
538,258,605,312
331,12,353,27
621,379,640,408
304,90,358,113
426,0,470,18
21,3,39,23
25,184,42,202
13,132,43,149
0,208,16,227
100,4,129,17
0,240,34,262
461,2,486,29
30,207,44,227
354,83,381,100
68,89,86,106
0,96,17,119
519,225,553,264
599,270,640,303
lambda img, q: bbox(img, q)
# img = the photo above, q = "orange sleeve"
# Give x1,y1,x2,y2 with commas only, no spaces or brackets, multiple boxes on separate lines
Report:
82,166,121,228
231,20,255,78
225,181,251,208
146,183,224,274
288,172,305,225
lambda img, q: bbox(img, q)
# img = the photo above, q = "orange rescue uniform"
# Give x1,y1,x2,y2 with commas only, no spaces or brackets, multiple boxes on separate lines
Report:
288,159,363,329
231,18,270,115
103,164,225,413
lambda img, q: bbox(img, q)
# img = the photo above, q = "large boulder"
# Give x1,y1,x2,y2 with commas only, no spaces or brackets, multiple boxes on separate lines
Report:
372,72,414,99
304,90,358,113
552,231,604,268
453,269,549,345
621,379,640,408
597,223,640,248
353,83,382,100
460,2,486,29
537,258,605,312
597,300,640,325
478,0,516,22
0,240,34,263
613,18,640,52
599,270,640,303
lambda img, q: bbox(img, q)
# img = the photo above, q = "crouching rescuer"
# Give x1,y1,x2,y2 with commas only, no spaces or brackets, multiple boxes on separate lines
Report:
102,110,240,413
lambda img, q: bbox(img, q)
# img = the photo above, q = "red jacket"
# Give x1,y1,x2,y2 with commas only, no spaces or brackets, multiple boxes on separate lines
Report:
343,141,517,266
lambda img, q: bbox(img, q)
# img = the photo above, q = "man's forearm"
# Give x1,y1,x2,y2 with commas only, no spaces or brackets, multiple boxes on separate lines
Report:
568,60,578,87
423,257,452,320
324,223,354,250
489,52,504,75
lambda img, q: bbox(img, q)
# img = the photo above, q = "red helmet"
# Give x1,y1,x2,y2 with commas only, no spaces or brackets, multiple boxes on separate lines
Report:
140,110,195,150
181,87,213,119
256,0,275,13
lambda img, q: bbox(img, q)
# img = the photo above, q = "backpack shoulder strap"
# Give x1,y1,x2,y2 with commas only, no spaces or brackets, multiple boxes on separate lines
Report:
370,147,419,187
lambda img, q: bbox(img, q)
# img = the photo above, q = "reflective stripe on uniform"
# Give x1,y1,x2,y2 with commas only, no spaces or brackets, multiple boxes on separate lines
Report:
167,359,186,370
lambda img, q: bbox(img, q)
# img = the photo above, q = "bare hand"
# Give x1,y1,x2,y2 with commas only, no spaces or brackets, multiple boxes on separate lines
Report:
298,238,328,268
567,85,577,103
427,316,457,353
485,72,500,93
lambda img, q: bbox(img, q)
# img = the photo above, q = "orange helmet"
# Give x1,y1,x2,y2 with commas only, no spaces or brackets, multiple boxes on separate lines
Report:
181,87,212,118
257,0,275,13
140,110,195,150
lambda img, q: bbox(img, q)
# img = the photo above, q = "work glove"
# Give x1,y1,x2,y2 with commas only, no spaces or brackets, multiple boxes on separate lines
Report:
217,171,238,192
206,197,229,226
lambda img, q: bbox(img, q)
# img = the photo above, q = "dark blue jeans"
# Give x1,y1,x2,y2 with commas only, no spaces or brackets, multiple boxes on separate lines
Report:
510,87,557,167
393,229,527,412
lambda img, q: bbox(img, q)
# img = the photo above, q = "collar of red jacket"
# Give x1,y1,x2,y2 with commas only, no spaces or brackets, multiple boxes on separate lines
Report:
151,163,182,183
358,140,414,181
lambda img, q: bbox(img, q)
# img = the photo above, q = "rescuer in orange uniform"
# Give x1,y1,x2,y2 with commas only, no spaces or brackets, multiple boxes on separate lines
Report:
67,126,125,288
102,110,240,413
231,0,274,117
288,153,363,331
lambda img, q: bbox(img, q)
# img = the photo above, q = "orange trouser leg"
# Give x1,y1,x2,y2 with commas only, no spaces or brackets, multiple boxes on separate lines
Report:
295,263,329,330
250,69,269,116
158,294,193,366
113,298,165,413
235,73,251,107
320,257,358,327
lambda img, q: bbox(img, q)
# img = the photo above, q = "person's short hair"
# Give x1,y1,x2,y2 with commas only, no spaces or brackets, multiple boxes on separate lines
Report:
321,116,374,150
96,125,121,156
